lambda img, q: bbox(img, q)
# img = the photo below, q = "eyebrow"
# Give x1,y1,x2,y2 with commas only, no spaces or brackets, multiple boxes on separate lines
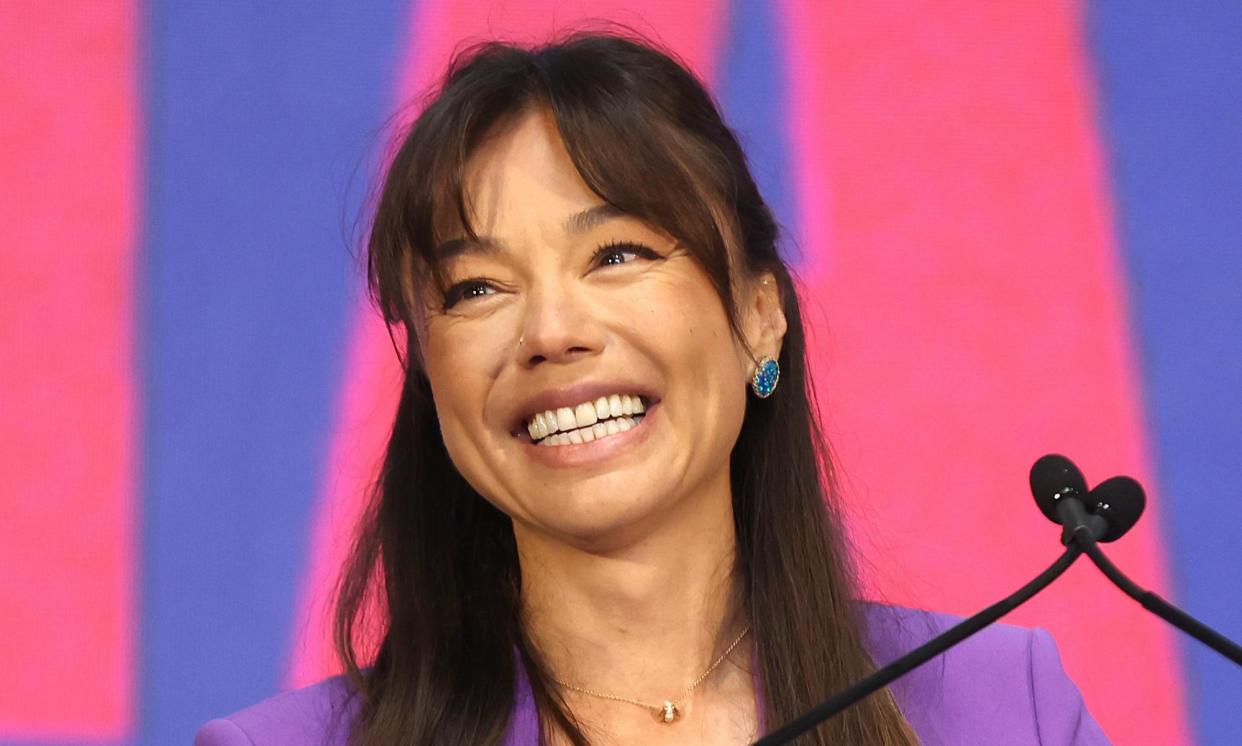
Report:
563,203,625,234
431,203,626,259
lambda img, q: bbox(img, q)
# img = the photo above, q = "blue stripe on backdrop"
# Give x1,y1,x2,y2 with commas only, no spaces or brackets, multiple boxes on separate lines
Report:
1086,5,1242,745
139,2,409,743
715,0,797,264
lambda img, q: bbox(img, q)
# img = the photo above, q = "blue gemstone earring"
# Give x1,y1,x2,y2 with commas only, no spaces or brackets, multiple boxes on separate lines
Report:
750,356,780,398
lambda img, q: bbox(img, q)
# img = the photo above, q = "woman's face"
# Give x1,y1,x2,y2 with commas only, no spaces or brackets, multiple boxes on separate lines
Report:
420,109,783,551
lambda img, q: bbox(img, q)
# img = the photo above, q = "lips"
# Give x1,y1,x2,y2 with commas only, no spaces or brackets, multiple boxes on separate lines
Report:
525,406,657,468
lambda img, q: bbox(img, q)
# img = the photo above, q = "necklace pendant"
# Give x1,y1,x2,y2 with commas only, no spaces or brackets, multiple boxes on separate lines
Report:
660,701,678,723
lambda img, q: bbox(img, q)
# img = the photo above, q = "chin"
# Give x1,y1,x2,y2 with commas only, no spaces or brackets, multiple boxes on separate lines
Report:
519,486,667,552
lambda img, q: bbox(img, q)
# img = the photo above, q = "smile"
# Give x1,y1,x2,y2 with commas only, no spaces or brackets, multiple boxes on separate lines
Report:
526,394,647,447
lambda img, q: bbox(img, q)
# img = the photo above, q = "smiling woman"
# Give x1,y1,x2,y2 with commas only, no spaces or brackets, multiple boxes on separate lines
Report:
419,107,768,559
195,32,1108,746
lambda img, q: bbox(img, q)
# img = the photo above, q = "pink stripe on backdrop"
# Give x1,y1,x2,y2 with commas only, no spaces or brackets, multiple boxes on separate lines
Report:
780,1,1189,743
0,1,138,739
288,0,729,687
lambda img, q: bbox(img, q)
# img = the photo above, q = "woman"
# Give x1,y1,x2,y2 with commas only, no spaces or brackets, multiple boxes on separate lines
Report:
196,33,1108,745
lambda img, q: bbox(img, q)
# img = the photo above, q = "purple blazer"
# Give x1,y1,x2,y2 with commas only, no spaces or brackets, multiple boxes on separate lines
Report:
195,606,1110,745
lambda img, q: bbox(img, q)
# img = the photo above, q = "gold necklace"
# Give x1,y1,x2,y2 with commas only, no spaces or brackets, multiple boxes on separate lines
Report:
550,624,751,724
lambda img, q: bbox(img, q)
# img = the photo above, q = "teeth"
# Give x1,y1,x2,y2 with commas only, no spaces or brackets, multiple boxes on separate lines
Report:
524,393,650,442
575,402,598,427
530,414,645,447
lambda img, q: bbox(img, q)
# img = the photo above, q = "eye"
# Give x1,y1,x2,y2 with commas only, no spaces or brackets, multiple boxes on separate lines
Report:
592,241,662,268
442,279,497,309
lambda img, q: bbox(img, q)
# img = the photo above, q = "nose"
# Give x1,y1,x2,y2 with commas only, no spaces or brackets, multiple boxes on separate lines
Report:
516,282,604,368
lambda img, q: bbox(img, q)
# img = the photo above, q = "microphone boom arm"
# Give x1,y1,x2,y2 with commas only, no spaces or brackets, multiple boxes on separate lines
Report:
1061,495,1242,665
751,546,1083,745
1076,533,1242,666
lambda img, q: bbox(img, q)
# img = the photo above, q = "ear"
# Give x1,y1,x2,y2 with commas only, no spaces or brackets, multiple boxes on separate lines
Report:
739,271,788,370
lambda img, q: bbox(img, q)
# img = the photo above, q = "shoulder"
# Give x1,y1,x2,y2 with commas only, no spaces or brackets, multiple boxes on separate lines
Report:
194,675,360,746
859,604,1111,746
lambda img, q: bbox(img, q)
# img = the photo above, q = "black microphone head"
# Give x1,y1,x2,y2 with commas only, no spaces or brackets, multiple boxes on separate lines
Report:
1086,475,1146,542
1030,454,1089,524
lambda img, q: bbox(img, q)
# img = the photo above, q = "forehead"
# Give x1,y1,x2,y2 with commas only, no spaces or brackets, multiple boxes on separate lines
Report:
456,110,597,228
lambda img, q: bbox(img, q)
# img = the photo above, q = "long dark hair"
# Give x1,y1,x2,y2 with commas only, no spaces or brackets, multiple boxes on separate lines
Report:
335,31,918,745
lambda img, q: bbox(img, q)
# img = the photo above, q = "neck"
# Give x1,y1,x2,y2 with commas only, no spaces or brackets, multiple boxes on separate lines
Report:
515,472,749,701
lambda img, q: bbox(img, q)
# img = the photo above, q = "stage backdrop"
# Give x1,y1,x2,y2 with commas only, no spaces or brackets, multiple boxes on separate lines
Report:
2,1,1239,744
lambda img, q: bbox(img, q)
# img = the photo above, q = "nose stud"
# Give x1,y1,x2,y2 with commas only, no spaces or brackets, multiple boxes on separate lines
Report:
750,356,780,398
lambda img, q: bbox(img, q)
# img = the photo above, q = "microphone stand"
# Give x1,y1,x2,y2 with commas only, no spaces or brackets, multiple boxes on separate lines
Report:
757,497,1242,745
752,545,1083,745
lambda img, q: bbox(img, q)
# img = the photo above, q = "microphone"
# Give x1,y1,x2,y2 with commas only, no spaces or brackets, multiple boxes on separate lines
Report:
1029,453,1105,545
1030,457,1242,667
1082,475,1145,543
753,454,1240,745
1029,452,1089,522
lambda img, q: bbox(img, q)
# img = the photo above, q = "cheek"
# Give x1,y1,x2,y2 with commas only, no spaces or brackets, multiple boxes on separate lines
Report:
422,314,510,412
424,370,514,510
420,323,509,482
635,273,748,432
645,274,740,376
